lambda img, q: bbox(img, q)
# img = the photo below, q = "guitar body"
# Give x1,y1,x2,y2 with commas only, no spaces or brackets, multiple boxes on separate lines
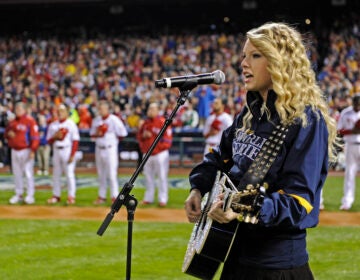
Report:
182,237,220,279
182,171,238,279
196,219,238,262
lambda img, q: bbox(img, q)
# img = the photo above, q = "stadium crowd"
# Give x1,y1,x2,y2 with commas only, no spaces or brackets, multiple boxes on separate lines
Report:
0,19,359,167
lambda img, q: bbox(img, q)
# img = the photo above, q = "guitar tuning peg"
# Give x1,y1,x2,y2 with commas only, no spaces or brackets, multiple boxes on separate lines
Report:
244,213,251,223
237,212,244,222
259,186,266,194
250,216,258,224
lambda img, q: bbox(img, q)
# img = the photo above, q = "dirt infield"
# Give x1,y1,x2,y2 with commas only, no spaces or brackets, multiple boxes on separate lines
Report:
0,205,359,226
0,205,188,222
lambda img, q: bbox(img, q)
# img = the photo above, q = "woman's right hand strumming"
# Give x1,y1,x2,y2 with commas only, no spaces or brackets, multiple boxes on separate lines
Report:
184,189,202,223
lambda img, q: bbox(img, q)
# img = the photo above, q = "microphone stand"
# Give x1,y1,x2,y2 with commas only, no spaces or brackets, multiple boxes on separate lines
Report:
97,82,197,280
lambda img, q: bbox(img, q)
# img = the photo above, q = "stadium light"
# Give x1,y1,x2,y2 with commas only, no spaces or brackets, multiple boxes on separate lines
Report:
242,0,257,10
331,0,346,6
109,5,124,15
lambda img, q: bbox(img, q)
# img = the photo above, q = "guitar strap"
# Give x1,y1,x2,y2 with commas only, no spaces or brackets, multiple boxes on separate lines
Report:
237,124,289,190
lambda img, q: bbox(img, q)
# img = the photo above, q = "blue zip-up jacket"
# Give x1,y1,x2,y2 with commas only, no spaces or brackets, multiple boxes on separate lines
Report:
39,125,48,146
189,90,329,269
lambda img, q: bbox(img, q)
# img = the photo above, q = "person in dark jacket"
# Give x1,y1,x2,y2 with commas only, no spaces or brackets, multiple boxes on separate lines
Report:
184,22,340,280
36,114,50,176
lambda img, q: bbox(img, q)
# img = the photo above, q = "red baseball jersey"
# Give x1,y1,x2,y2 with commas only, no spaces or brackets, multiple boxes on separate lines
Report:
137,116,173,155
5,115,40,151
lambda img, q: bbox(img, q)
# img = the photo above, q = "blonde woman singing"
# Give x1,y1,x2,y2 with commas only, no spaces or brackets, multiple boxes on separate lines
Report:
185,22,339,280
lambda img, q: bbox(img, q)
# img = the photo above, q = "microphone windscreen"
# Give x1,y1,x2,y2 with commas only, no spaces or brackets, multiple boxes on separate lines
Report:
213,70,226,85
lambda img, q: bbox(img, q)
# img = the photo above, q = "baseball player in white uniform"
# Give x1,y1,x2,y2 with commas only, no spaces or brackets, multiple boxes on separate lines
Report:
337,94,360,210
46,104,80,205
203,97,233,155
90,100,128,204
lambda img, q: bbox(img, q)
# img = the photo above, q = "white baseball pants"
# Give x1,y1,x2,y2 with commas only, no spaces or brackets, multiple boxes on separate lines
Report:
95,145,119,199
143,150,170,204
52,146,76,198
11,148,35,198
341,143,360,208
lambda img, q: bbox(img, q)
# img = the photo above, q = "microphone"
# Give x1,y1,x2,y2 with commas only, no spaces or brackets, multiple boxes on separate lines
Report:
155,70,225,88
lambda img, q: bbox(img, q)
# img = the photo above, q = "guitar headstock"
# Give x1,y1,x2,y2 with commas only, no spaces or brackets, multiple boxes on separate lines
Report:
228,183,268,224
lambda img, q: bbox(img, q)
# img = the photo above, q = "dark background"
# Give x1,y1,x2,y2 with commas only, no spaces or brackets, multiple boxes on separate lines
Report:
0,0,358,37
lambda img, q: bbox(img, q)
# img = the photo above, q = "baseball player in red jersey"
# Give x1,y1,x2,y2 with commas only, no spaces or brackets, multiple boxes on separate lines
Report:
90,100,128,204
5,102,40,204
46,104,80,205
137,102,173,207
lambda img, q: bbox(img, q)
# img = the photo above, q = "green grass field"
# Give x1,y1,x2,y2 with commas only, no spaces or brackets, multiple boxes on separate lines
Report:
0,174,358,211
0,174,359,279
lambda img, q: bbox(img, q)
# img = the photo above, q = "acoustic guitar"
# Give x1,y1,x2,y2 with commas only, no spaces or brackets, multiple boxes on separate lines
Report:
183,125,287,279
182,171,265,279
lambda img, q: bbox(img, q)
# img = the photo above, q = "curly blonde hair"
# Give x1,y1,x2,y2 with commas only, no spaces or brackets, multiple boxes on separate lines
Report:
242,22,340,161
